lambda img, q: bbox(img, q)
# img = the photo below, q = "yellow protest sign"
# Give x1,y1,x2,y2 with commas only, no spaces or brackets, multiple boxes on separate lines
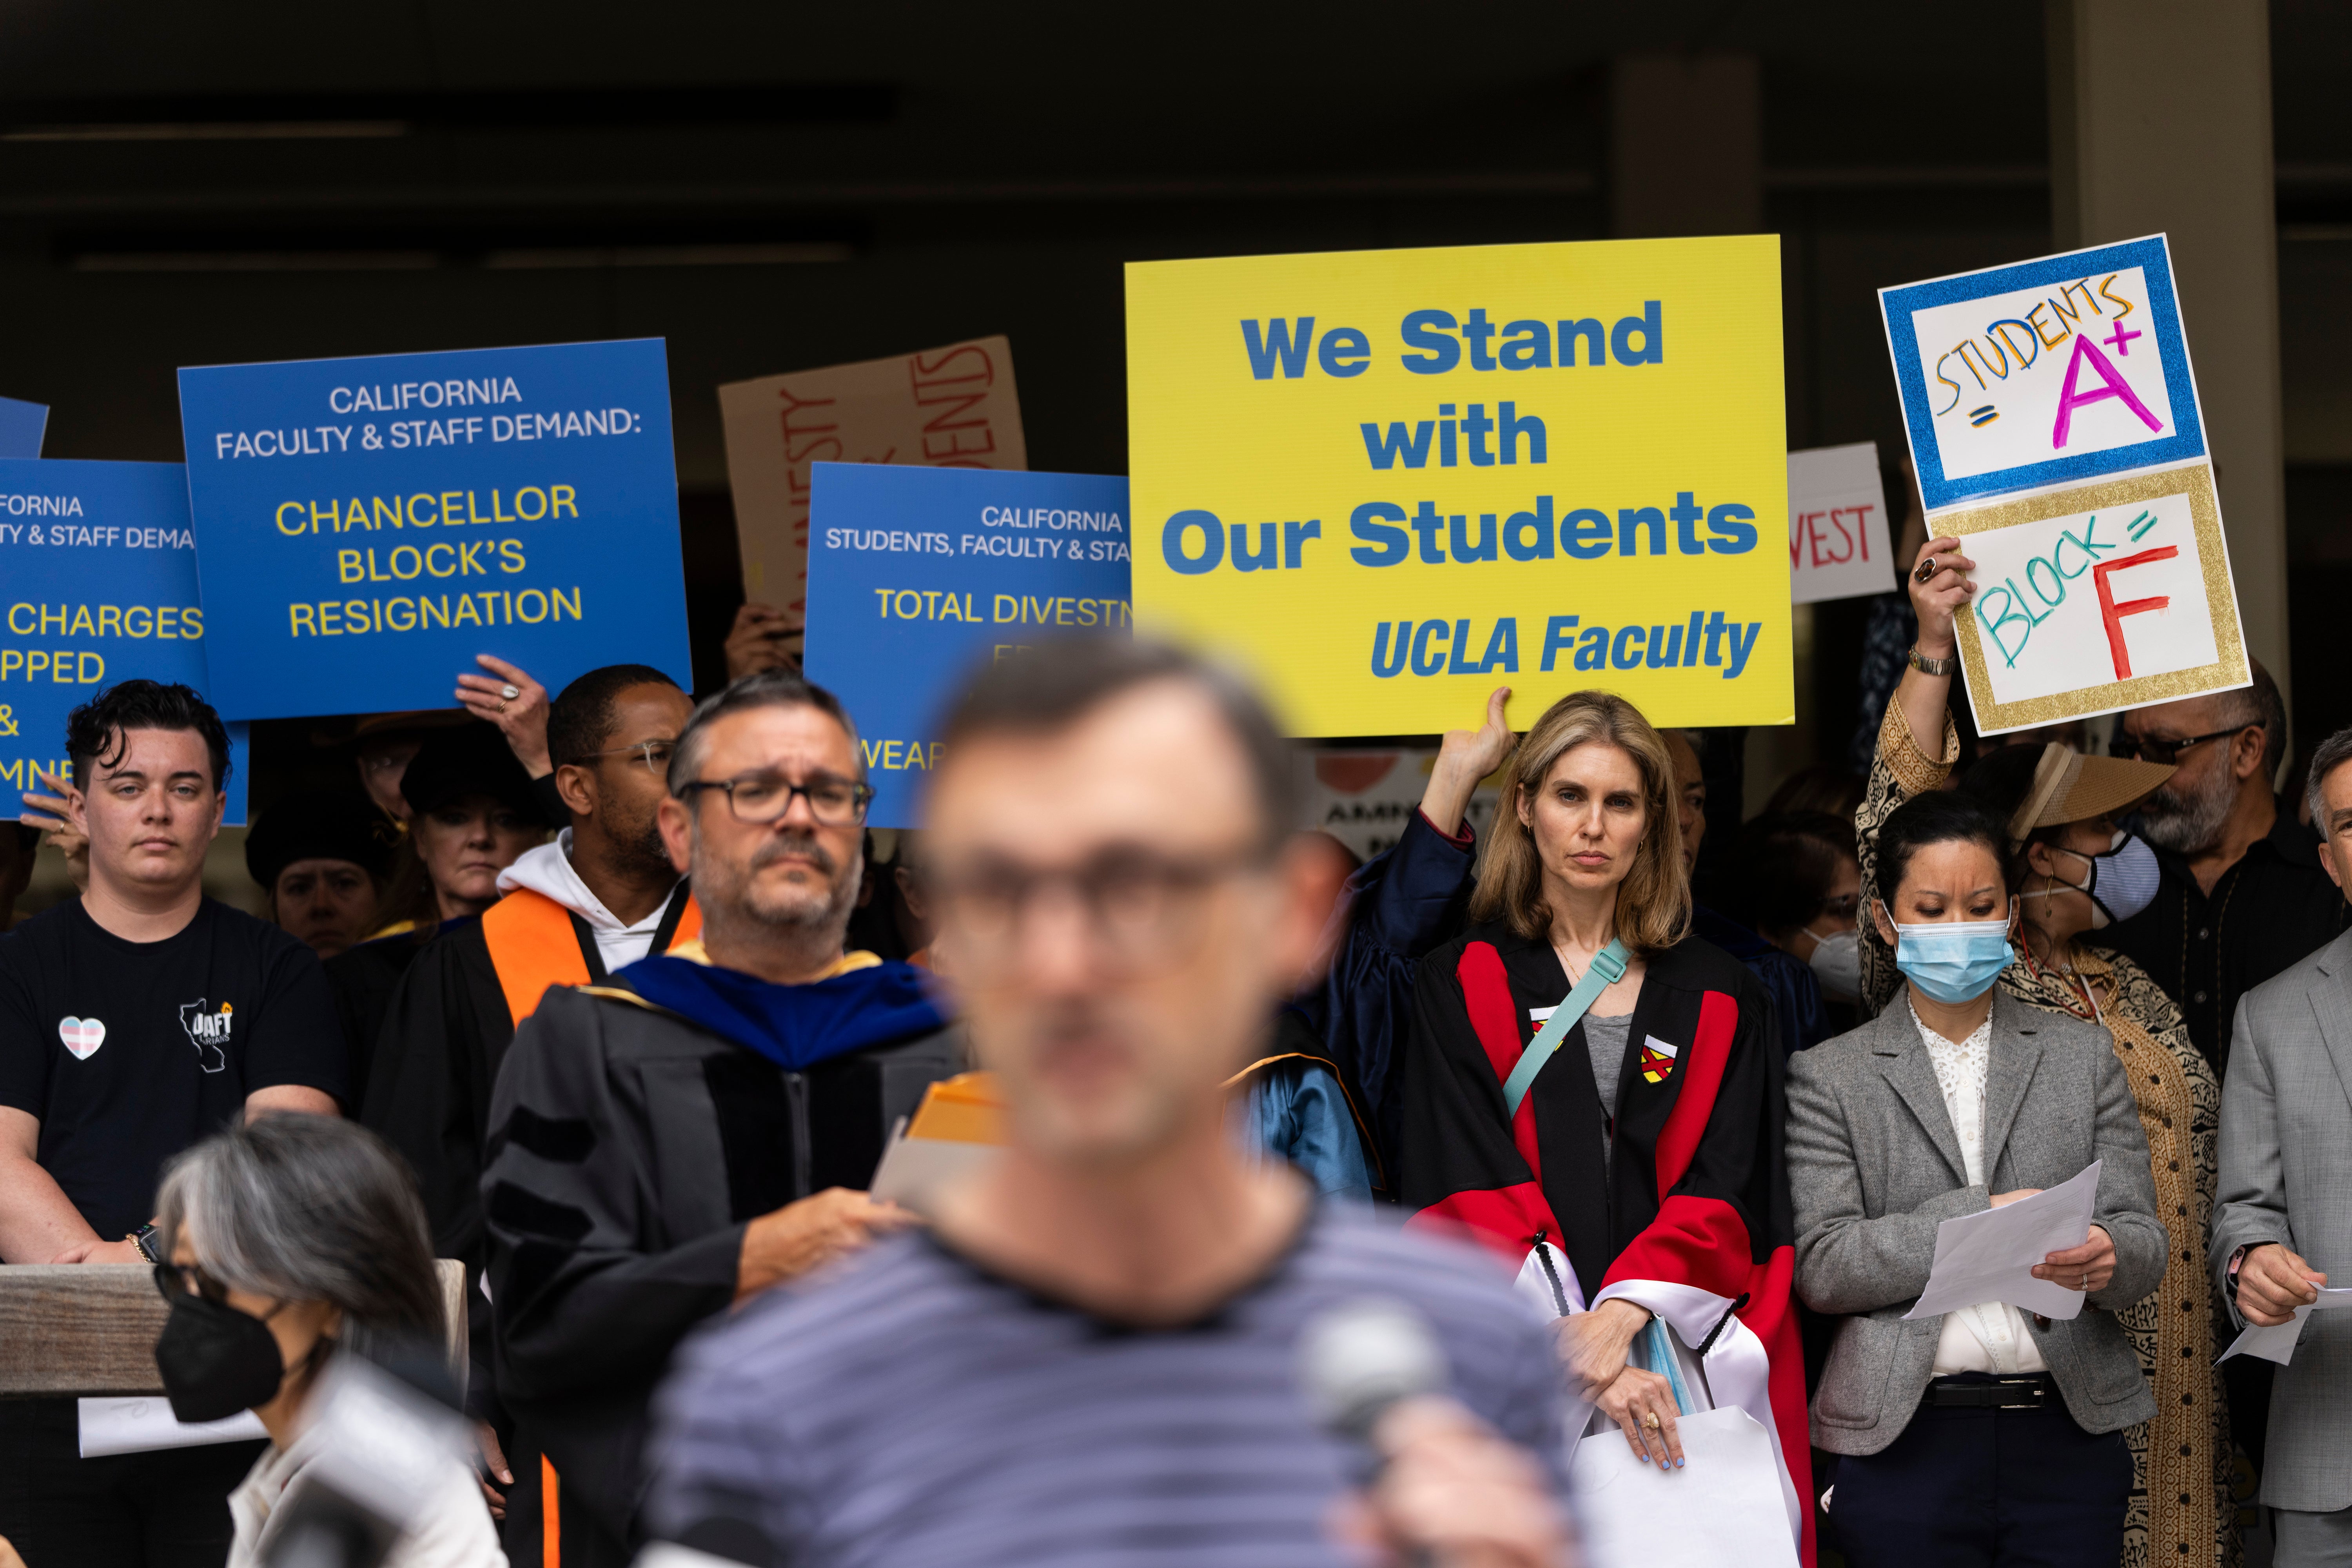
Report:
1126,236,1790,735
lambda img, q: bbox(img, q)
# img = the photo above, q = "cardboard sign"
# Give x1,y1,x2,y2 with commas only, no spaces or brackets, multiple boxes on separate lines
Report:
800,463,1127,827
177,339,693,720
719,337,1026,650
1126,237,1790,737
1880,236,2245,733
0,397,46,459
1,459,250,823
1786,443,1893,605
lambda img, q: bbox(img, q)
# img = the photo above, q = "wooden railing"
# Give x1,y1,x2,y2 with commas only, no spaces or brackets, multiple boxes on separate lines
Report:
0,1261,468,1397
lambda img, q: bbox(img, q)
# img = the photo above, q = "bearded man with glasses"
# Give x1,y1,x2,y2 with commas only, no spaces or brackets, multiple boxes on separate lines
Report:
2101,661,2348,1081
479,670,961,1567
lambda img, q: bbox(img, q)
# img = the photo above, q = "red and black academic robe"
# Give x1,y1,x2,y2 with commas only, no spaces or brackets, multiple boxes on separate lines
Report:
1397,920,1813,1563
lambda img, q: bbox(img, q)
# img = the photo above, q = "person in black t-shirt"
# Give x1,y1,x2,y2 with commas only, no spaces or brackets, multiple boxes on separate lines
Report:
0,681,344,1568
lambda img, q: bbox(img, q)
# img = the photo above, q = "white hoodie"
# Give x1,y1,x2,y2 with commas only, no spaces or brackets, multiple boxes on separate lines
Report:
495,829,684,974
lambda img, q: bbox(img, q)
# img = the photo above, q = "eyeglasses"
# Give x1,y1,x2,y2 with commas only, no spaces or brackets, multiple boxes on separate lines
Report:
152,1261,229,1305
2109,726,2251,765
929,845,1270,969
578,739,677,775
676,772,874,826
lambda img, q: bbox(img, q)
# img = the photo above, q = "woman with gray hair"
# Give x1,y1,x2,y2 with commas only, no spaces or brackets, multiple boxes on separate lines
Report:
150,1113,504,1568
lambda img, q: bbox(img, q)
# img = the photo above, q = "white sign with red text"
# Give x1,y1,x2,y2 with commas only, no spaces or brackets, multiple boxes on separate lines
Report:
1786,442,1892,605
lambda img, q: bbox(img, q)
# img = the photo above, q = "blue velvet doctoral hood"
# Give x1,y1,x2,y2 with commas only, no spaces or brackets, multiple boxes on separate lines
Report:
616,953,946,1072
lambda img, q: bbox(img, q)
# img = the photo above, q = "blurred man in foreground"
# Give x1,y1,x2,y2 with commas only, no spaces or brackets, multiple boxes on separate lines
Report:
644,639,1571,1568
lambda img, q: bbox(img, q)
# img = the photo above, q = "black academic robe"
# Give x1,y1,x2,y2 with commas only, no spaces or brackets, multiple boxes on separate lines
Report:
1396,922,1811,1561
326,925,440,1109
481,978,962,1550
361,918,513,1263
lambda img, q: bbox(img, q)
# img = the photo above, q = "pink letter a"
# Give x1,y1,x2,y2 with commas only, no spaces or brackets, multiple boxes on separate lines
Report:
2051,334,2163,449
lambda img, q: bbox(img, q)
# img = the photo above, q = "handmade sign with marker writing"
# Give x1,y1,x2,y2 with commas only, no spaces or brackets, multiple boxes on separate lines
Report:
177,339,694,720
0,459,250,823
1127,236,1790,736
801,463,1127,827
1879,236,2246,734
719,338,1026,659
1786,442,1892,605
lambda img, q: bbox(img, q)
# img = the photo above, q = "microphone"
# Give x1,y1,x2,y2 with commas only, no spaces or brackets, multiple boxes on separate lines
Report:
1299,1297,1449,1465
258,1345,473,1568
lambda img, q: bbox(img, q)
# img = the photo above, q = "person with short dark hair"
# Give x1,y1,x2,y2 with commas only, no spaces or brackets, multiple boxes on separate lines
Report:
2102,660,2345,1077
1792,786,2166,1568
0,681,345,1568
361,666,699,1548
643,637,1570,1568
481,669,962,1563
150,1113,504,1568
243,792,396,960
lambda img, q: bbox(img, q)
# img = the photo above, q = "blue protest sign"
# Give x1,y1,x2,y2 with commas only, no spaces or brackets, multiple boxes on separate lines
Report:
2,459,250,824
177,339,693,720
802,463,1131,826
0,397,47,458
1880,235,2205,512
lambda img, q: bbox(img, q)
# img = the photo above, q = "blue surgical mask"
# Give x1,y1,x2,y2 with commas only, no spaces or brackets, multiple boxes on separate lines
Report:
2022,829,2160,929
1888,907,2015,1004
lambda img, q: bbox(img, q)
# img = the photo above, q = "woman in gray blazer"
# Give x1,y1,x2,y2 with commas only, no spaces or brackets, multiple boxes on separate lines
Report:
1788,788,2167,1567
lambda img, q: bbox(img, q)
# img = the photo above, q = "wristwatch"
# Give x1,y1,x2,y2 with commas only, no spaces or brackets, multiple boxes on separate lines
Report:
127,1223,162,1265
1906,645,1959,677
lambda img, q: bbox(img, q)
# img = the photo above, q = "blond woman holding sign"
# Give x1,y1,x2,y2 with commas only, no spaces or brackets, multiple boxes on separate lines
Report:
1854,530,2236,1568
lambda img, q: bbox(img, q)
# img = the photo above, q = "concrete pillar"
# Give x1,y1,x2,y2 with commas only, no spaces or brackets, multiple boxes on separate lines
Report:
2047,0,2290,703
1609,55,1762,240
1610,56,1798,799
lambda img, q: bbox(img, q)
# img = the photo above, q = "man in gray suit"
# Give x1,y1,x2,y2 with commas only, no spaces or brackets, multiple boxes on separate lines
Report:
2211,726,2352,1564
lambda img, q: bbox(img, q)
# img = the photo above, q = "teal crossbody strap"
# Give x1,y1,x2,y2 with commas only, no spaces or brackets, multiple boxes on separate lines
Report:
1499,939,1628,1118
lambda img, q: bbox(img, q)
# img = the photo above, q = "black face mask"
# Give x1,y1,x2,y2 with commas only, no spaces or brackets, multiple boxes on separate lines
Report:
155,1292,288,1424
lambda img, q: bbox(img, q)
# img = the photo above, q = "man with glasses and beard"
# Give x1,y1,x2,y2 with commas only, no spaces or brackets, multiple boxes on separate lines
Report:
2103,661,2347,1080
480,671,962,1566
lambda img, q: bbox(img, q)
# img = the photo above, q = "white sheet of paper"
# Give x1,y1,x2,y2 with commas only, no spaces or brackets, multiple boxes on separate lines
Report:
2219,1286,2352,1366
1787,442,1893,605
1570,1406,1799,1568
867,1129,1001,1216
1904,1161,2102,1323
79,1396,266,1457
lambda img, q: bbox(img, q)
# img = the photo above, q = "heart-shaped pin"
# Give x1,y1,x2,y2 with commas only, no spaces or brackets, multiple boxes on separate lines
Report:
58,1016,105,1060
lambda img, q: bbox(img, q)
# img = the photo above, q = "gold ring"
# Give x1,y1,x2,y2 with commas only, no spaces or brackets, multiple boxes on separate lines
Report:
1642,1412,1661,1430
496,699,509,713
